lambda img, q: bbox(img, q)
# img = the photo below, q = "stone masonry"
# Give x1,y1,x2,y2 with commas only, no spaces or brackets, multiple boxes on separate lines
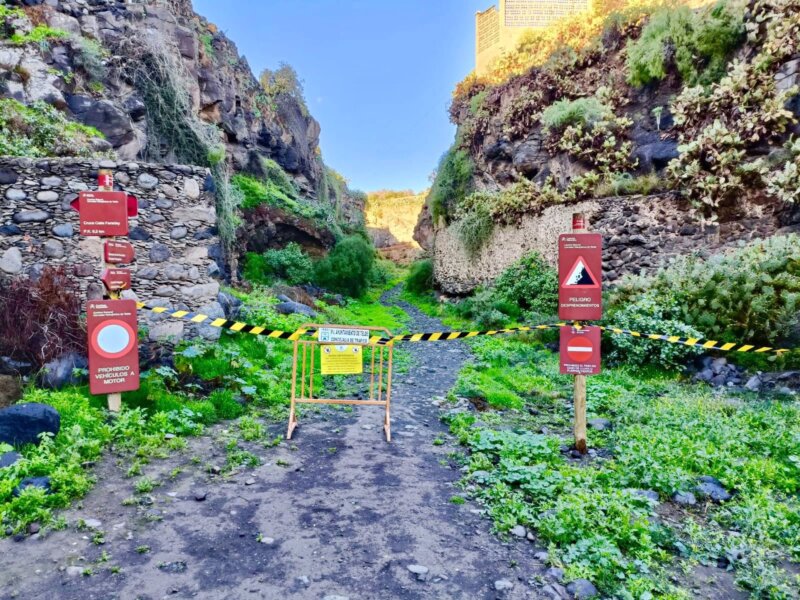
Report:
433,192,800,294
0,157,225,342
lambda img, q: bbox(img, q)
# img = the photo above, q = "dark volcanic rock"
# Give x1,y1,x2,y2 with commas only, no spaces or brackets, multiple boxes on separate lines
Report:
695,476,732,502
40,353,87,390
275,301,317,318
0,403,61,447
66,95,135,147
13,476,51,497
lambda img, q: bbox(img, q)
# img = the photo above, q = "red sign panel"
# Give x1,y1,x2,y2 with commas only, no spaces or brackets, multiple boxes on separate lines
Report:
87,300,140,394
101,268,132,292
560,326,601,375
104,241,135,265
77,191,129,237
558,233,603,320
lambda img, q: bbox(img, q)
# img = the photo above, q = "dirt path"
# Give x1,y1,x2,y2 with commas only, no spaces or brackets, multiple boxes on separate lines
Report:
1,287,548,600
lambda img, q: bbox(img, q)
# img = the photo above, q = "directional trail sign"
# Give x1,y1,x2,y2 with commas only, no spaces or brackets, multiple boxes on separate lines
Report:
560,326,601,375
75,191,129,236
87,300,140,395
101,268,132,292
558,233,603,320
104,240,135,265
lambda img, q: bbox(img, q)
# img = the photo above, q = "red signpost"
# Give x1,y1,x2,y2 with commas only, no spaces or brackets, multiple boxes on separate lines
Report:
558,232,603,321
558,213,603,454
559,326,601,375
101,268,132,292
104,240,135,265
75,191,130,237
73,169,140,411
87,299,140,395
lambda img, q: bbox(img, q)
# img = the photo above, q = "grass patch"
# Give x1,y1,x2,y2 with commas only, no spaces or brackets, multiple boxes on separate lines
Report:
445,333,800,598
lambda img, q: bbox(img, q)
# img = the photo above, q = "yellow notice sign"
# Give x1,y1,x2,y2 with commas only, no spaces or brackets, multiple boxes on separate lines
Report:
319,344,363,375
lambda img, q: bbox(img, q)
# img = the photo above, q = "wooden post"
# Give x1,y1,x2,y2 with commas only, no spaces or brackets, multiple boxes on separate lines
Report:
573,212,588,454
98,169,122,413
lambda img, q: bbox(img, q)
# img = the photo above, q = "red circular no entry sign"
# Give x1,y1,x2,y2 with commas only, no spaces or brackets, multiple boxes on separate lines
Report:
566,336,594,363
91,319,136,359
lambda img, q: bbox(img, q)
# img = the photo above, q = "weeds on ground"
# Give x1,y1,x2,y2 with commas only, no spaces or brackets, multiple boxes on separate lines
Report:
441,335,800,598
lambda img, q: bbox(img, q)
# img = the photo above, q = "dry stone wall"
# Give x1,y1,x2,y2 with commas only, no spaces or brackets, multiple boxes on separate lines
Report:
0,157,226,342
433,193,800,294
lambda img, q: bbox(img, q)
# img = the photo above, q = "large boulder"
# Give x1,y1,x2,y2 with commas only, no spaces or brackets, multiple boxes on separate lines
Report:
39,353,88,390
0,403,60,447
66,95,135,147
275,301,317,318
512,139,548,177
13,476,51,497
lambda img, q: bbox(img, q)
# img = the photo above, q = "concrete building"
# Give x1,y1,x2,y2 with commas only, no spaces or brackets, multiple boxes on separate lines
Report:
476,0,592,75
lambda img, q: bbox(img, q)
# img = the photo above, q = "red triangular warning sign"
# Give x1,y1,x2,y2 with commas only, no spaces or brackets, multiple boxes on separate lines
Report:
561,257,600,288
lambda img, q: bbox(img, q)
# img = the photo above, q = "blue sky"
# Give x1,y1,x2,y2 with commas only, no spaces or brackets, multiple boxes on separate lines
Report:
192,0,491,192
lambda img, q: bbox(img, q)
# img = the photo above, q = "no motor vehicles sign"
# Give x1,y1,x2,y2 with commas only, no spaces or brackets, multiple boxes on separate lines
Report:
87,299,140,395
560,326,601,375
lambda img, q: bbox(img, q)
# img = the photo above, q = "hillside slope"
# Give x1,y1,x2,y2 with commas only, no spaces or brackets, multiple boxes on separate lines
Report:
418,0,800,292
0,0,364,265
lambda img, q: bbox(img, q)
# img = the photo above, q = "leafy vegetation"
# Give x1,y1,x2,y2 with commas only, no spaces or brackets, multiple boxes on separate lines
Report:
315,235,376,298
0,99,105,158
243,243,315,286
666,0,799,210
10,25,68,47
626,2,745,87
608,235,800,367
405,259,434,295
259,63,308,116
429,147,474,223
441,334,800,598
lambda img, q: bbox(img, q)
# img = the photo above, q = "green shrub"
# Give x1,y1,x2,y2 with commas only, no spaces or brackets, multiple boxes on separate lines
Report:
493,252,558,318
0,99,104,157
626,2,745,88
209,389,244,420
406,259,434,294
242,252,270,285
609,235,800,365
264,243,315,285
315,235,375,297
541,97,610,132
429,147,473,223
72,36,107,82
457,203,494,257
605,292,704,369
594,173,662,197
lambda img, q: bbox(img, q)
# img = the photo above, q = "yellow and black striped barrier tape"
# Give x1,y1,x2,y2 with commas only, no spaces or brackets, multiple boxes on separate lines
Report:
598,326,789,355
134,303,789,355
135,302,310,340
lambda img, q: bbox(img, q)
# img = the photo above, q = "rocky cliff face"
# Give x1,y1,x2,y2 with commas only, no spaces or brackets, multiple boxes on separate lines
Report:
417,0,800,292
1,0,322,190
1,0,363,259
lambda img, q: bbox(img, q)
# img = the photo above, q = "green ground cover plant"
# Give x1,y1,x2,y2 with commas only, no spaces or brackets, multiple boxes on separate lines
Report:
0,99,105,158
0,271,405,537
607,235,800,368
441,335,800,599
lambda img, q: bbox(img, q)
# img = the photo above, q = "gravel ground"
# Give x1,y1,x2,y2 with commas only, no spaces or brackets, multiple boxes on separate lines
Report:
0,287,550,600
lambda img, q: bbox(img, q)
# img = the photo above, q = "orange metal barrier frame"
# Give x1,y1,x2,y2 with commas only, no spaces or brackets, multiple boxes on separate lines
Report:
287,324,394,442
